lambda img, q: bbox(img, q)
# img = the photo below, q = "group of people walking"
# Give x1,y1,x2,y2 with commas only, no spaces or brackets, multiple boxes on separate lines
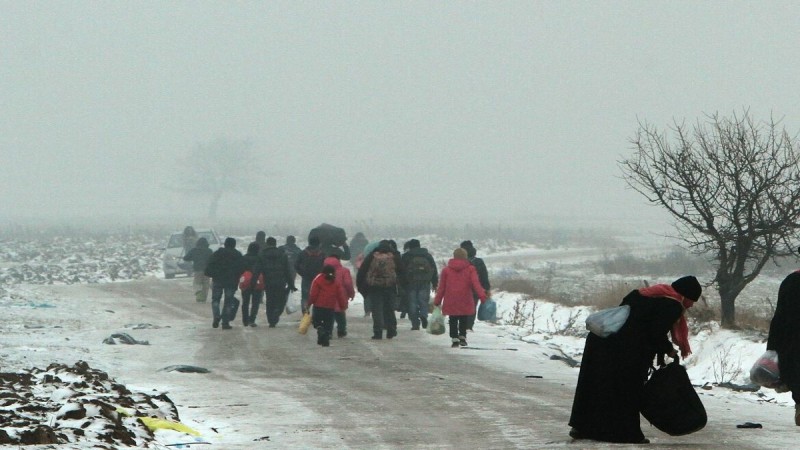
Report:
180,229,493,348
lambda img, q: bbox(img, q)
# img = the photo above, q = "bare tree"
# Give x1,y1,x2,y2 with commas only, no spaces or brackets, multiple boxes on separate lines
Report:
620,111,800,328
169,137,256,221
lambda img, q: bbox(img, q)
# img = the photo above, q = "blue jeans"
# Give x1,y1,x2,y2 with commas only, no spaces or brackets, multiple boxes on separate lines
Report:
406,284,430,327
211,283,238,324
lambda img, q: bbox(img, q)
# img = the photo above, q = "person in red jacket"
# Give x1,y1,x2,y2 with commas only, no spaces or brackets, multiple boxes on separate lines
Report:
308,265,349,347
324,255,355,337
434,247,487,347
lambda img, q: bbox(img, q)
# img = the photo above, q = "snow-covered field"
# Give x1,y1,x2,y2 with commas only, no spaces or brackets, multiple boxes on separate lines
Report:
0,231,796,447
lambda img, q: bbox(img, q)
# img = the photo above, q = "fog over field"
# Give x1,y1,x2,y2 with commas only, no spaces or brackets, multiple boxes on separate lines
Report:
4,2,800,234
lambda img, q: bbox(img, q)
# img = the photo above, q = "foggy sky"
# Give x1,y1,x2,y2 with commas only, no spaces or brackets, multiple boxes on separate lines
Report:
3,1,800,229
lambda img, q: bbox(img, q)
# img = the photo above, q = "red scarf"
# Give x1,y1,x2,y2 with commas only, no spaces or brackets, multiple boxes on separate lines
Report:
638,284,694,358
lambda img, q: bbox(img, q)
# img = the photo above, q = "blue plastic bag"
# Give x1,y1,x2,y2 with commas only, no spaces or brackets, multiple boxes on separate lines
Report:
477,298,497,321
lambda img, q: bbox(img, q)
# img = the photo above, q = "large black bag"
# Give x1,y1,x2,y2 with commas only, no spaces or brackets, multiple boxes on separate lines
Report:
308,223,347,247
641,360,707,436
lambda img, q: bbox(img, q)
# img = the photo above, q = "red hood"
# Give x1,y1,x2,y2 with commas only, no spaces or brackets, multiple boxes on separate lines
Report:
446,258,472,272
324,256,342,269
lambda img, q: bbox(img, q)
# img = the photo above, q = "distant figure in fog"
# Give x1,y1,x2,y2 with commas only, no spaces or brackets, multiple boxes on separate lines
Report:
767,264,800,426
204,237,245,330
251,231,267,253
182,237,212,302
349,232,369,270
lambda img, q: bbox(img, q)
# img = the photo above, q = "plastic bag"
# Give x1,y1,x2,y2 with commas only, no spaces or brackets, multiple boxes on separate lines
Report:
427,306,446,335
477,298,497,321
585,304,630,338
750,350,786,389
298,312,312,335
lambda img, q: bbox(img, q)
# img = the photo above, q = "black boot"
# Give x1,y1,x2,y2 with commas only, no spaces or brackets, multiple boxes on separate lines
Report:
386,328,397,339
372,331,382,340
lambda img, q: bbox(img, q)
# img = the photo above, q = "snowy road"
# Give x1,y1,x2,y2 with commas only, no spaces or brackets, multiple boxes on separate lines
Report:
10,278,799,449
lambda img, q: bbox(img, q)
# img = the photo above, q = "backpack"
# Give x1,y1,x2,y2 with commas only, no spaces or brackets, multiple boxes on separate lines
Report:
407,254,434,284
239,270,265,291
366,252,397,287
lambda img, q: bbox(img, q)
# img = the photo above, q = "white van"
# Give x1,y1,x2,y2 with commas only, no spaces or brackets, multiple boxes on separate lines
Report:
162,229,221,279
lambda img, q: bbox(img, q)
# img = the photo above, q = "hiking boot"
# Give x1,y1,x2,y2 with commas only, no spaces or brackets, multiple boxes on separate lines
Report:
411,324,420,331
321,340,330,347
221,323,232,330
386,329,397,339
420,317,428,329
249,322,257,327
212,318,220,329
459,336,467,347
568,428,586,440
337,330,347,338
268,324,276,328
372,332,382,340
451,338,460,348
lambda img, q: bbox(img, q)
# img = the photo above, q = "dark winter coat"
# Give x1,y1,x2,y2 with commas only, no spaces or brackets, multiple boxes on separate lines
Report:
321,243,351,261
568,289,683,443
295,246,326,280
469,256,490,291
255,247,294,290
433,258,486,316
767,271,800,393
183,241,213,272
204,247,245,289
400,247,438,289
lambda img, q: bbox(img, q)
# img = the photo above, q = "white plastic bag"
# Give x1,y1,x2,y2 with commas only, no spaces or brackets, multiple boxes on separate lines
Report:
585,305,630,338
427,306,446,335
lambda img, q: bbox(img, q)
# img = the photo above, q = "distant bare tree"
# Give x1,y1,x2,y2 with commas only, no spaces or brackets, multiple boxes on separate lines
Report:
169,137,256,221
620,110,800,328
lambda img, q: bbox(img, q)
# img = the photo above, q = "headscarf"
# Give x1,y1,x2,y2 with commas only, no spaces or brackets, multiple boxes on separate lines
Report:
638,283,698,358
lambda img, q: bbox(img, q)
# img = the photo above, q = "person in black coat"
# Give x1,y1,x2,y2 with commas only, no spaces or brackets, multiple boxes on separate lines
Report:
767,268,800,426
204,237,245,329
183,237,213,302
254,237,297,327
240,242,263,327
460,240,491,329
568,276,702,444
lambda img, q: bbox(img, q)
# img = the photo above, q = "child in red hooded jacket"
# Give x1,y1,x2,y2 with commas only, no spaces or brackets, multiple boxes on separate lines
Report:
309,265,349,346
434,247,487,347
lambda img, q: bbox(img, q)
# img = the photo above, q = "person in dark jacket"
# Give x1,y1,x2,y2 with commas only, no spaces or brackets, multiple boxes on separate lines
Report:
460,240,491,329
204,237,245,330
254,237,297,327
295,236,326,313
767,267,800,426
240,242,264,327
357,240,404,340
280,235,303,313
251,231,267,253
401,239,438,330
183,237,213,302
568,276,702,444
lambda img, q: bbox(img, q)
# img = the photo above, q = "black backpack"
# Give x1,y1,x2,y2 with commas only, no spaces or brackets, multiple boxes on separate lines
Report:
407,254,434,284
641,361,707,436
